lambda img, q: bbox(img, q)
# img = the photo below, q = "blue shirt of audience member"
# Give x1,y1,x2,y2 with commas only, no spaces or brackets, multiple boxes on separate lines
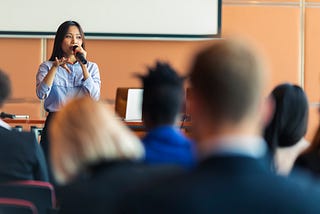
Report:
142,125,195,169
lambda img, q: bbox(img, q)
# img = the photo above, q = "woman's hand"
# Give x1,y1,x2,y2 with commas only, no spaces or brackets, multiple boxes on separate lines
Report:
53,57,71,73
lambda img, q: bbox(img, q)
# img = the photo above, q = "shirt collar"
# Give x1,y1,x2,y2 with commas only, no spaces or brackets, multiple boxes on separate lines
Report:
0,119,11,130
201,135,267,159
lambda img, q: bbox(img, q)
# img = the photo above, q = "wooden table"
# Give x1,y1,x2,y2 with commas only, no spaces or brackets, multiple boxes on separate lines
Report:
3,119,192,133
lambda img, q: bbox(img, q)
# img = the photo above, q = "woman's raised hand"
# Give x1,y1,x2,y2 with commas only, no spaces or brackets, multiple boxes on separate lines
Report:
53,57,71,73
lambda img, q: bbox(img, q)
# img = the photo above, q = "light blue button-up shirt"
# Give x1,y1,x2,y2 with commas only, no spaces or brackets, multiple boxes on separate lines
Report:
36,61,101,112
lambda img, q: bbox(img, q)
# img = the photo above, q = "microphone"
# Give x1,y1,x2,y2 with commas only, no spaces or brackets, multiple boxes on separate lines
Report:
72,45,87,64
0,112,16,119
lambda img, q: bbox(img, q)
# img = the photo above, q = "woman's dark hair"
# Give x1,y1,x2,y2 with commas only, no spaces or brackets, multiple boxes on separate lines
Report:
49,21,85,61
264,83,309,154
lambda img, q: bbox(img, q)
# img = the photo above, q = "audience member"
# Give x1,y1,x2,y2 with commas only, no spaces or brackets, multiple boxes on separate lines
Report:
0,69,48,182
137,62,195,168
295,117,320,177
118,40,320,213
50,96,182,214
264,84,309,175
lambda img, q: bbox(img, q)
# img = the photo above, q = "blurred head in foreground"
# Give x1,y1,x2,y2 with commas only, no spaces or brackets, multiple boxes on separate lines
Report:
137,62,185,129
49,96,144,184
189,39,269,153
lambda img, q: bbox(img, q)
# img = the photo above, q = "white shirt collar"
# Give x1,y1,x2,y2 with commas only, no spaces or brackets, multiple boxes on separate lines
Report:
275,138,309,175
0,119,11,130
201,135,267,159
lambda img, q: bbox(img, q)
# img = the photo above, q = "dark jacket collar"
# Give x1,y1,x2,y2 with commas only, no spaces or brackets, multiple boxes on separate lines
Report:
198,155,272,175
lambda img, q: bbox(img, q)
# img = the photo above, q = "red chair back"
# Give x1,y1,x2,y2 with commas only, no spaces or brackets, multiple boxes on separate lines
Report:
0,198,37,214
0,180,56,214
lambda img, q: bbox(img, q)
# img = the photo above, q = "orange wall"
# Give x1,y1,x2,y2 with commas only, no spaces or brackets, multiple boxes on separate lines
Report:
0,1,319,140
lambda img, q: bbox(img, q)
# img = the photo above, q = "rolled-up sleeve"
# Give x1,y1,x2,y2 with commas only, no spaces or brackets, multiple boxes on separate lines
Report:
36,63,51,100
82,62,101,101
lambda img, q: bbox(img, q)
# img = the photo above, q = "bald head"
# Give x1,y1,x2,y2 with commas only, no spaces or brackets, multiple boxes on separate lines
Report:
190,40,265,124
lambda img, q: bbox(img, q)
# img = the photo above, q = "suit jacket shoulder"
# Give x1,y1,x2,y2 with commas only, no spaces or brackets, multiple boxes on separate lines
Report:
58,161,183,214
119,156,320,214
0,127,48,182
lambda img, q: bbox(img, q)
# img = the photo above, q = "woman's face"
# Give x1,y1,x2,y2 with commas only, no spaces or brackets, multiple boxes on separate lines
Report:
61,25,83,57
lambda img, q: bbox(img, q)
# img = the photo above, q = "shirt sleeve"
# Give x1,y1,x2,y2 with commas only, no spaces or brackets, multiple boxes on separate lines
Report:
82,62,101,101
36,62,52,100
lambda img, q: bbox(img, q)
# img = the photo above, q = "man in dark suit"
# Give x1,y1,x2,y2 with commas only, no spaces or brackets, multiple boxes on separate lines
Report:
119,40,320,213
0,69,48,182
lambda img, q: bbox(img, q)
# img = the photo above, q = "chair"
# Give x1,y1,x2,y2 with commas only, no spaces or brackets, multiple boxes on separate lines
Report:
0,181,56,214
115,87,142,119
0,198,37,214
30,126,43,143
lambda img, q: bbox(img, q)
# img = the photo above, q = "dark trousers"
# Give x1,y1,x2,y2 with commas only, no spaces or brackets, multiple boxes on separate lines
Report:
40,112,57,186
40,112,55,158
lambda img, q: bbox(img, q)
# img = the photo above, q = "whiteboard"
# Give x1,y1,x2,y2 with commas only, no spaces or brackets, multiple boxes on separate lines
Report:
0,0,221,39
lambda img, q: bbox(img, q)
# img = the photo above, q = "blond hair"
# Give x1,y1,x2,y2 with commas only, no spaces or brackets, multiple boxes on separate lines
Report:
49,96,144,184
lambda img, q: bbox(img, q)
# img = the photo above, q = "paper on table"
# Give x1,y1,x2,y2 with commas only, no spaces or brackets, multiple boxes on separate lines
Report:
125,89,143,121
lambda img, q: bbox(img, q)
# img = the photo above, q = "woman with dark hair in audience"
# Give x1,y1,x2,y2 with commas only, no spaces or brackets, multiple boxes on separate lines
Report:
50,96,182,214
35,20,101,160
264,83,309,175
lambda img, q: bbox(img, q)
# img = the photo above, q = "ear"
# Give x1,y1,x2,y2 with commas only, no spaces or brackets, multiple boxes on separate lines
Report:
188,89,209,143
189,89,211,125
261,96,275,128
189,88,200,119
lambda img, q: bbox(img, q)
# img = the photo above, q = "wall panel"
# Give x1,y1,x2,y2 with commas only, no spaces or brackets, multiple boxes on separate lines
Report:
222,4,301,91
305,8,320,103
0,38,42,98
304,6,320,140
